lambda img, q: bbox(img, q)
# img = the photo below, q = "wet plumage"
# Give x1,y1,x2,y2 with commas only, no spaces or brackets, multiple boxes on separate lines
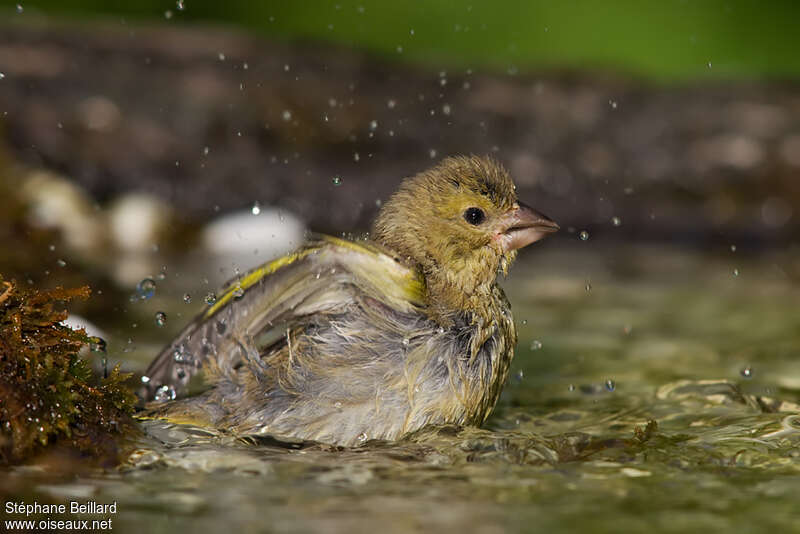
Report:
140,156,558,446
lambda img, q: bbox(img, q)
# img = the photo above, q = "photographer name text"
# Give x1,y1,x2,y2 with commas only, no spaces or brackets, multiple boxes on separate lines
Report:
4,500,117,531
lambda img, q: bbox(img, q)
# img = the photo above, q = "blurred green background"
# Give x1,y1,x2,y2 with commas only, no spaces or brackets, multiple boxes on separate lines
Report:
14,0,800,82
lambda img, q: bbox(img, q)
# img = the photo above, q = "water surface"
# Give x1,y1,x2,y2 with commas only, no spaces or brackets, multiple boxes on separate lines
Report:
5,243,800,533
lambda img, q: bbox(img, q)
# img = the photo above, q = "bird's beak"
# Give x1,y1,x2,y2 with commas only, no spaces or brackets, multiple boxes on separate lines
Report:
498,202,559,252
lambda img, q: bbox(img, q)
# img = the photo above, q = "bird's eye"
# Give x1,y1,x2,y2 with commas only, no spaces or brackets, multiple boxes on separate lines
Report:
463,207,485,225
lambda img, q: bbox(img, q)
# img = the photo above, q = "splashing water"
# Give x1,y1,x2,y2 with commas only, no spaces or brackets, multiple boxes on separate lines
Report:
136,278,156,300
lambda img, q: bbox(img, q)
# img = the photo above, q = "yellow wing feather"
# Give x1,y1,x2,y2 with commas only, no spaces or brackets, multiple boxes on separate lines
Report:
206,235,425,319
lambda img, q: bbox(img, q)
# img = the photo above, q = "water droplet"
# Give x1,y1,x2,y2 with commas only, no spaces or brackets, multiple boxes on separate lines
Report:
568,384,576,392
730,244,737,252
579,230,590,241
232,285,245,299
611,216,622,227
605,379,616,392
136,278,156,300
282,109,292,121
56,259,66,267
609,100,618,109
155,311,167,327
429,149,437,159
251,201,261,215
140,375,151,384
733,268,740,277
218,52,226,61
740,366,753,378
183,293,192,303
0,73,5,80
334,401,342,409
437,327,445,334
442,104,451,115
173,344,194,363
154,385,177,402
89,337,106,353
205,292,217,305
203,146,210,156
357,432,368,443
332,176,342,186
585,282,592,292
176,0,185,10
164,9,173,19
707,61,712,69
387,99,396,109
369,120,378,130
521,319,528,325
402,337,410,346
530,340,542,350
16,4,23,13
515,369,524,381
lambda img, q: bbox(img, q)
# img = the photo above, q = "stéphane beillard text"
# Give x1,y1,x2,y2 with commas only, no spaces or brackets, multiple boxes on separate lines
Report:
5,501,118,516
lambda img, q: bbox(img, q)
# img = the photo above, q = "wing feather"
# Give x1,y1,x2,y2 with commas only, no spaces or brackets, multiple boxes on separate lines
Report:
139,236,424,401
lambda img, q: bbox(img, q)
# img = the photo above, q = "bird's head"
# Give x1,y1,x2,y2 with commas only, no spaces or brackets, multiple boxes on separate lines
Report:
372,156,558,317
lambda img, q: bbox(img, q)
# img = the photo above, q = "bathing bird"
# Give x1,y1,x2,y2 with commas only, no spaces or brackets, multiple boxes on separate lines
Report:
140,156,558,446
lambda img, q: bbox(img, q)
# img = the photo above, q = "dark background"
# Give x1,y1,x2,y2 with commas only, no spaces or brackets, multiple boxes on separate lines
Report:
1,0,798,258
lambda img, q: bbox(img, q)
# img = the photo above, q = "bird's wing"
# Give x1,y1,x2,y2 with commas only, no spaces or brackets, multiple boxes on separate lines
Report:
139,236,425,401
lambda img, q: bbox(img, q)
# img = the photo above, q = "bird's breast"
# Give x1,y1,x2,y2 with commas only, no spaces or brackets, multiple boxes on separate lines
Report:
398,287,517,430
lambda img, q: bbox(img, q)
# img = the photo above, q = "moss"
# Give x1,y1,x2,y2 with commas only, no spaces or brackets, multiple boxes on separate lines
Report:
0,276,137,466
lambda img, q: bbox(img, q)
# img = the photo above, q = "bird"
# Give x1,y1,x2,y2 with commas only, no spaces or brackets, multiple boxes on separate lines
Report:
139,155,558,446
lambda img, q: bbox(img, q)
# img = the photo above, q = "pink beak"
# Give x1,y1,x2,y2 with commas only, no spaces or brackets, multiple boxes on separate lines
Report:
499,202,559,252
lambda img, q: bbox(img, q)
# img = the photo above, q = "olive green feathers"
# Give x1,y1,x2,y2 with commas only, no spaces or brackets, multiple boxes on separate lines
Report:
140,156,558,446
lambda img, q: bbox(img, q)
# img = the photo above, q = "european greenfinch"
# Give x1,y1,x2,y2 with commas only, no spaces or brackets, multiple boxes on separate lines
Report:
140,156,558,446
